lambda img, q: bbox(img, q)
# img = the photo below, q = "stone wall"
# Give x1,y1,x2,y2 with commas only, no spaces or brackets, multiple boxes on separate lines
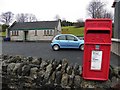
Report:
1,54,120,89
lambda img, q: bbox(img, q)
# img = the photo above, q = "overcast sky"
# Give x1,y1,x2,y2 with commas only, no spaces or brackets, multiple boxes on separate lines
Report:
0,0,114,22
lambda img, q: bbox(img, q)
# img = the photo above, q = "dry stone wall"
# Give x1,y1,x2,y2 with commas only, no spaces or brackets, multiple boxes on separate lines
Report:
1,54,120,89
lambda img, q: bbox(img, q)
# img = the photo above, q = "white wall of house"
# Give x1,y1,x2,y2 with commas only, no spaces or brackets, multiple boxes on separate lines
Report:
28,30,53,41
10,31,24,41
10,30,55,41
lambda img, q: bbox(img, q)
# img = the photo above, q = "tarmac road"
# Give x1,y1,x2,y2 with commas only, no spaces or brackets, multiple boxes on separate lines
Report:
2,41,120,66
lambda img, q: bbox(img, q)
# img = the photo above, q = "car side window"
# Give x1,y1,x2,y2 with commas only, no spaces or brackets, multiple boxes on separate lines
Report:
67,35,78,41
57,35,66,40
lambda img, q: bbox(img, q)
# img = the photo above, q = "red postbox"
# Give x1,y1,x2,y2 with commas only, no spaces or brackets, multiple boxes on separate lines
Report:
82,19,112,80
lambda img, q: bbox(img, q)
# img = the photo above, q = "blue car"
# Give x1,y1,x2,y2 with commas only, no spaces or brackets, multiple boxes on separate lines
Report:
51,34,84,51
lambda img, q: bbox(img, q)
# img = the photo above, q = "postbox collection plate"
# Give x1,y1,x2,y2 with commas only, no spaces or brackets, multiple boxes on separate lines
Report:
91,50,102,70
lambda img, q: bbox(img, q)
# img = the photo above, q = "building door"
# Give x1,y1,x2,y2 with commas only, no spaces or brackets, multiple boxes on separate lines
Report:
24,31,28,41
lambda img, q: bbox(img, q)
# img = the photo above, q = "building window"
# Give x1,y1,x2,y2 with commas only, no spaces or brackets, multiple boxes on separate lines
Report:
44,30,47,36
47,30,49,35
12,31,19,36
35,30,37,36
44,30,53,36
50,30,53,35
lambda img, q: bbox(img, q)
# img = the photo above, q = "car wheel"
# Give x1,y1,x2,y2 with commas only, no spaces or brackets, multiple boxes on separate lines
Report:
80,44,84,51
52,45,60,51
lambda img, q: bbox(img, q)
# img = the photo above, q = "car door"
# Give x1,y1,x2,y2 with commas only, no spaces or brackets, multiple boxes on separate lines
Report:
66,35,79,48
58,35,68,48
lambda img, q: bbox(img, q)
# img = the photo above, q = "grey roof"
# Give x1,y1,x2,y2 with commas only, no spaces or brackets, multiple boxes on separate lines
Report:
9,21,59,30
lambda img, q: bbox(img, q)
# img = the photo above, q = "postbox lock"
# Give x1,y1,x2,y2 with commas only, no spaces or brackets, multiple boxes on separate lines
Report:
95,45,100,50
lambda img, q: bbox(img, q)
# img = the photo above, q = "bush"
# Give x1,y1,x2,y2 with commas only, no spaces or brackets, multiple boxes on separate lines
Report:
2,24,9,32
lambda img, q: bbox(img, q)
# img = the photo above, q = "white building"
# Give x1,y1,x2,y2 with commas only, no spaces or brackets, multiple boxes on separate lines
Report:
7,20,61,41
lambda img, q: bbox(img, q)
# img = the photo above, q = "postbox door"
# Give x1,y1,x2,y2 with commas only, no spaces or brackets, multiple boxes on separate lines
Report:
83,44,110,80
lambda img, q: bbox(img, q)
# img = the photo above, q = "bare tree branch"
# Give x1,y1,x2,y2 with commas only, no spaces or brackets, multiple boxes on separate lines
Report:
54,14,61,20
0,11,14,25
27,14,37,22
103,10,113,20
16,13,28,22
16,13,37,22
87,0,113,20
87,0,106,18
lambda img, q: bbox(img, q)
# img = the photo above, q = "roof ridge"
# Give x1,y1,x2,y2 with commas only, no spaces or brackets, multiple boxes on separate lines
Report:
9,20,59,30
16,20,58,23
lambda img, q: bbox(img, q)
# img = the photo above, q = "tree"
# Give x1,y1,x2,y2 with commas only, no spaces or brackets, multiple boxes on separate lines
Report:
75,19,84,28
16,13,37,22
16,13,29,22
2,24,9,32
27,14,37,22
87,0,113,20
0,11,14,25
54,14,60,20
61,20,74,26
0,25,2,32
87,0,106,18
103,10,113,20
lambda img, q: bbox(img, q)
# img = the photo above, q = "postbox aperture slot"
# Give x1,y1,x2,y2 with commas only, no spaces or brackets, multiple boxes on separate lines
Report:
86,30,110,34
85,30,111,43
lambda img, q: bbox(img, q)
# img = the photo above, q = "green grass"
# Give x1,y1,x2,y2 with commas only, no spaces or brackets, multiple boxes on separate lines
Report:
0,32,6,36
62,26,84,37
